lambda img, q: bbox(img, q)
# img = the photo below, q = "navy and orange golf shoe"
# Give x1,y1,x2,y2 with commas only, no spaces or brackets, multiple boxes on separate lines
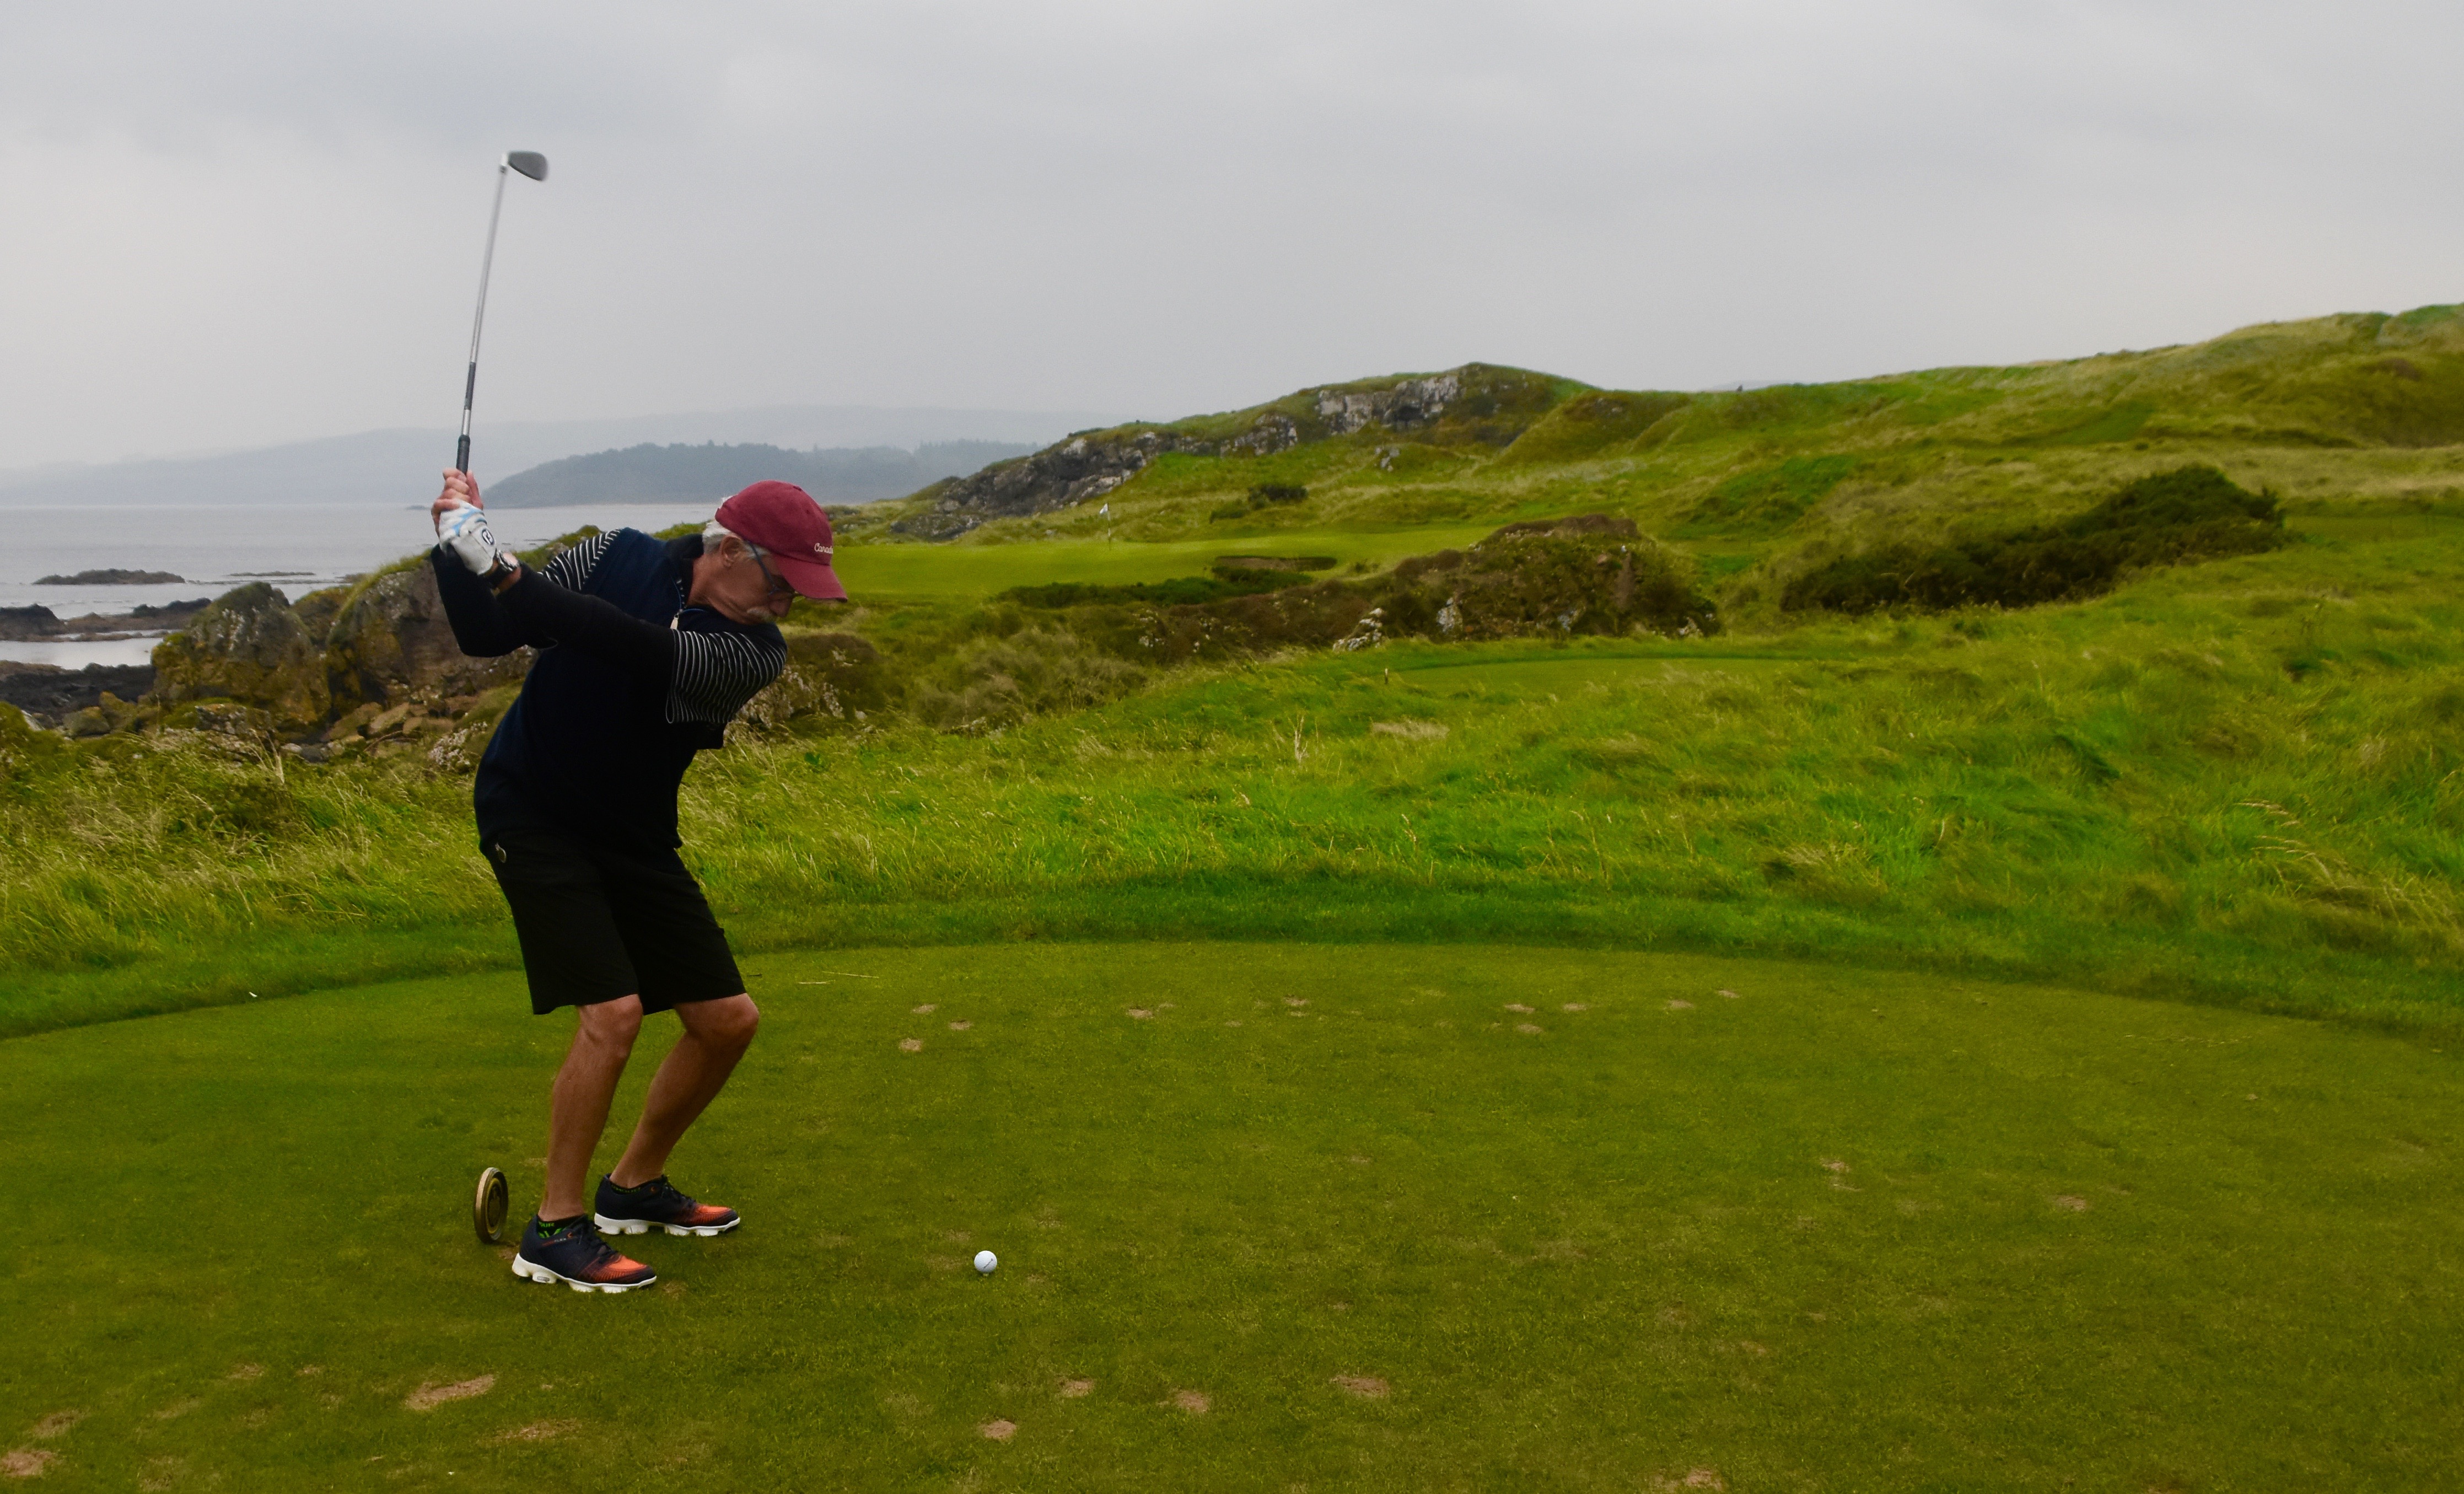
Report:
511,1214,658,1294
593,1174,741,1238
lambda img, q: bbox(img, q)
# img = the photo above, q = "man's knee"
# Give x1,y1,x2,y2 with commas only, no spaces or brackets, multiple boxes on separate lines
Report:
686,993,760,1051
577,995,645,1049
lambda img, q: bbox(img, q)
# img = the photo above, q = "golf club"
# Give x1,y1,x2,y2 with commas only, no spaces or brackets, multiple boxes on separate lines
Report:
455,150,550,475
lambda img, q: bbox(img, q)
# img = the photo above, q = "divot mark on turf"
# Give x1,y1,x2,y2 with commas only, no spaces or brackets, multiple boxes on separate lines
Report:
912,1004,936,1014
227,1362,263,1381
1171,1390,1211,1414
899,1038,923,1052
1562,1002,1588,1012
979,1419,1016,1441
1284,997,1309,1007
295,1365,324,1378
489,1420,580,1444
28,1414,80,1441
949,1020,972,1030
1059,1379,1094,1398
1667,999,1694,1011
403,1375,495,1411
1717,989,1741,999
1821,1158,1849,1173
1331,1375,1389,1399
1127,1008,1153,1019
1516,1023,1544,1034
2,1449,57,1478
2053,1195,2090,1212
1225,1019,1242,1027
151,1399,200,1421
1504,1003,1534,1013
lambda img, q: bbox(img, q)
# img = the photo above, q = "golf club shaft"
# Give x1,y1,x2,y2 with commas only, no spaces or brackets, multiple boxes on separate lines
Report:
456,163,513,475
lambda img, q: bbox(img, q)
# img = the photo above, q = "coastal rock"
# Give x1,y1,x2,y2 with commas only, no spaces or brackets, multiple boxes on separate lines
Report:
0,605,60,642
0,662,155,717
325,564,530,712
148,583,330,736
35,568,186,585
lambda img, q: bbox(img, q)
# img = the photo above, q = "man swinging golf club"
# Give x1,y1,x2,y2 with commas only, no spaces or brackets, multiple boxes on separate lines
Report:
431,472,844,1293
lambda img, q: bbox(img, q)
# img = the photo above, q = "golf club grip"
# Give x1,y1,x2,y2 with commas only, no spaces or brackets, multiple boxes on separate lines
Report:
455,435,471,474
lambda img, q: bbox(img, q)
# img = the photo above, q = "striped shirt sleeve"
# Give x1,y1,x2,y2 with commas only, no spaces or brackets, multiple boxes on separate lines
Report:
665,627,788,725
544,530,616,592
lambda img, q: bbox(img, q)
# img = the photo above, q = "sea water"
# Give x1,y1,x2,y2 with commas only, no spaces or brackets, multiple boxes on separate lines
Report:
2,500,727,667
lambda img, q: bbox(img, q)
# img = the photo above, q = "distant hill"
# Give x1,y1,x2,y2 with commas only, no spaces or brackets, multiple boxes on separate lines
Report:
0,405,1120,508
485,440,1040,507
853,304,2464,609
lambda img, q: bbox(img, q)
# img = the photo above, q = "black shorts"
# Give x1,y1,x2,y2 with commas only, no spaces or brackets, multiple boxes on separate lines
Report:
482,827,745,1016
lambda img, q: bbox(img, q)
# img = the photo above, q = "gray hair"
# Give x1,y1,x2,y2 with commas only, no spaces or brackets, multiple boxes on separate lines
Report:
702,520,765,557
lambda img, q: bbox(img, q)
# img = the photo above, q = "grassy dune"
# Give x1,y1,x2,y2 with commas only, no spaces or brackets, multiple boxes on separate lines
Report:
5,502,2457,1038
8,944,2459,1490
856,307,2464,624
4,304,2461,1039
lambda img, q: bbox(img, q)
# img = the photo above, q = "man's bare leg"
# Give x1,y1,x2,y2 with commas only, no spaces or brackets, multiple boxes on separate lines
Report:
609,994,761,1187
541,996,645,1219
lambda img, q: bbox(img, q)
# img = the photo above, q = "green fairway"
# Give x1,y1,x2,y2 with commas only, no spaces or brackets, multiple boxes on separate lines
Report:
835,527,1494,601
8,943,2458,1490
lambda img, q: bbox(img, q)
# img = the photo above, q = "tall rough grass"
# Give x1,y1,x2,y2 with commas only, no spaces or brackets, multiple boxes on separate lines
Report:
5,525,2458,1036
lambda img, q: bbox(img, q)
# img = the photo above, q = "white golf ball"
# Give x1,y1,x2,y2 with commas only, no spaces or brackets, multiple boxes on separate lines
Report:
974,1250,998,1275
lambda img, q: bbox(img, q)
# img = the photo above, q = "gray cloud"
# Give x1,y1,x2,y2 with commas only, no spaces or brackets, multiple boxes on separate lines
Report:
4,0,2458,466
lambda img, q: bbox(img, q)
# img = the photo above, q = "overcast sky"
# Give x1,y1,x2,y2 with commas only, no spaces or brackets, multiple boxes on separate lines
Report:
4,0,2458,467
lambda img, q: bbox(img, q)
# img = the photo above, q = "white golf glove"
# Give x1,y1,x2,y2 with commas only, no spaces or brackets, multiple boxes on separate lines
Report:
437,503,513,579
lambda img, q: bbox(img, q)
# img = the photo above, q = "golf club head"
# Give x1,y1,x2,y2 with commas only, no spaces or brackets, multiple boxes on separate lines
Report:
504,151,549,182
474,1167,510,1244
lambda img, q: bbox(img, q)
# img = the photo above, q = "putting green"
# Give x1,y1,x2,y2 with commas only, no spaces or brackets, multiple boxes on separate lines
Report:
5,944,2457,1489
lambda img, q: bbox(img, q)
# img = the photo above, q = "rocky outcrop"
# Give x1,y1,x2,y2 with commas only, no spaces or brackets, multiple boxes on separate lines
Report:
0,662,155,719
325,565,530,712
35,568,186,585
734,632,887,734
1385,517,1714,642
891,429,1218,540
1313,373,1460,434
887,364,1565,540
149,583,330,736
1035,516,1715,667
0,606,60,641
0,598,209,641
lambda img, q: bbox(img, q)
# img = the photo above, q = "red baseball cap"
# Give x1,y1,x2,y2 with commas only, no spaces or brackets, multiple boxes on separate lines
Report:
714,480,846,601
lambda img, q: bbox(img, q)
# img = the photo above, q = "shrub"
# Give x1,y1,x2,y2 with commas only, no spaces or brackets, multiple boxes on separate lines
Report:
908,627,1147,732
1783,465,2285,614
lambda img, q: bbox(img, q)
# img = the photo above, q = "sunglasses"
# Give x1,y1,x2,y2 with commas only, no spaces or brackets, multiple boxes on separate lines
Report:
746,545,795,602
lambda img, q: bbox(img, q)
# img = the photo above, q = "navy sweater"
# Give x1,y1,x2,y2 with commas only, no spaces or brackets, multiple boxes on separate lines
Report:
433,529,787,852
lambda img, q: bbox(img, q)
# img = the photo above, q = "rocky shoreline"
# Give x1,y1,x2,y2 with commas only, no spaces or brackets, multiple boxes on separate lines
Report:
0,660,157,717
4,549,885,759
0,597,211,642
